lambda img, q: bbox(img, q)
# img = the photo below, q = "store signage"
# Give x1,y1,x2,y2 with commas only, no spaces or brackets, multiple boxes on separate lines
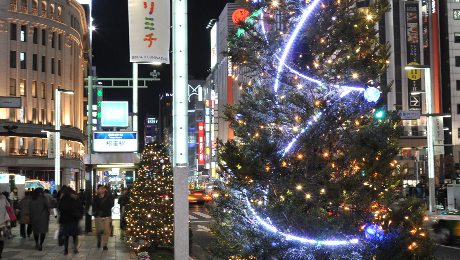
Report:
406,2,422,110
198,122,204,164
0,97,21,108
101,102,129,127
15,175,25,184
0,174,8,184
47,132,55,159
93,132,138,152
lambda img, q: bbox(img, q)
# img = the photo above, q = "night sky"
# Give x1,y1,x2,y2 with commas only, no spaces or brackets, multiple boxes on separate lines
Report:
91,0,234,134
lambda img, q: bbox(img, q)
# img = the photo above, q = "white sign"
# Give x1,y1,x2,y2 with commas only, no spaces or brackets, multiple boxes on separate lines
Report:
47,132,55,158
399,110,420,120
0,97,21,108
15,175,25,184
433,116,444,141
128,0,170,63
0,174,8,184
93,132,138,152
210,23,218,68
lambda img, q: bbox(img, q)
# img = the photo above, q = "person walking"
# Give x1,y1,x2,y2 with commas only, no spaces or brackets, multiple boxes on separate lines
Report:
58,188,83,255
29,188,50,251
18,191,32,238
92,185,114,250
118,188,130,240
8,187,19,210
0,191,12,259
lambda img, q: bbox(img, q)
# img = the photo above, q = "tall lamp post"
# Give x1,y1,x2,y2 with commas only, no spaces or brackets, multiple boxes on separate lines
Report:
55,88,74,191
405,65,435,212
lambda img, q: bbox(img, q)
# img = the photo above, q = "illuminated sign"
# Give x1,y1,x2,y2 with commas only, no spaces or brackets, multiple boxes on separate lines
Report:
0,174,8,183
210,23,218,67
93,132,138,152
15,175,25,184
198,122,204,164
0,97,21,108
101,102,129,127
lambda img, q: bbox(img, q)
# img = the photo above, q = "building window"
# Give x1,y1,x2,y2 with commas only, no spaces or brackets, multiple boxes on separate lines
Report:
33,54,37,71
51,58,54,74
41,56,45,72
20,79,26,96
9,108,15,122
10,78,16,96
41,29,46,46
58,34,61,50
41,82,45,99
41,109,46,124
458,104,460,114
456,33,460,43
10,23,16,40
51,32,55,48
32,81,37,97
20,52,26,69
456,57,460,67
32,108,37,124
58,60,61,76
51,84,54,100
33,27,38,43
20,25,26,42
10,51,16,68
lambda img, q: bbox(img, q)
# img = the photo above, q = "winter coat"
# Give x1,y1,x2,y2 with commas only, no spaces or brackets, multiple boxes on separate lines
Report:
29,196,50,234
0,195,11,225
92,194,114,218
18,195,31,224
58,194,82,223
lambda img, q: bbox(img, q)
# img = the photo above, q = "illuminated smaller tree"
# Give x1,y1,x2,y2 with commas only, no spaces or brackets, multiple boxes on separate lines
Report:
126,142,174,251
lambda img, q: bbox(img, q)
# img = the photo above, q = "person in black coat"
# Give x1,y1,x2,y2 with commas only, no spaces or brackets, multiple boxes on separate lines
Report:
59,187,83,255
92,185,114,250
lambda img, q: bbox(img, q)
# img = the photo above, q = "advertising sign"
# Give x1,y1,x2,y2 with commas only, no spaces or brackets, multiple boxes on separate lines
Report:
101,102,129,127
93,132,138,152
15,175,25,184
47,132,55,159
198,122,204,164
210,23,218,68
0,174,8,184
0,97,21,108
128,0,170,63
406,2,422,110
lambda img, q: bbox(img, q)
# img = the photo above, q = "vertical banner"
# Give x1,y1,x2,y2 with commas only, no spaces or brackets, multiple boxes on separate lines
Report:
433,116,444,155
198,122,204,165
406,2,422,110
47,132,55,158
128,0,170,63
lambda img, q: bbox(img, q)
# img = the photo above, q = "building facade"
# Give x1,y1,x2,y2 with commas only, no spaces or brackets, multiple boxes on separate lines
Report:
0,0,88,190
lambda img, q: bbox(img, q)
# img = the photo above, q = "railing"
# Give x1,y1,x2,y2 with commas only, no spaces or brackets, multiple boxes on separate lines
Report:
50,13,54,20
32,7,38,15
21,4,27,13
9,148,18,155
18,148,27,155
71,152,83,160
41,9,46,18
57,14,61,22
10,3,16,11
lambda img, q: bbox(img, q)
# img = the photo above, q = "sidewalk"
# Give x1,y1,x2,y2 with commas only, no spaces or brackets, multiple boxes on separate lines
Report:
2,215,137,260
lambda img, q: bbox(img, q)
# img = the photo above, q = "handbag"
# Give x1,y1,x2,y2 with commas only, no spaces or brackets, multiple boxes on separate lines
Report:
24,213,30,224
5,199,16,222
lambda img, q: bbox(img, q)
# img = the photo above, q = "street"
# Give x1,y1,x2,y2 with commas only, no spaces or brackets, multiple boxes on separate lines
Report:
189,203,214,260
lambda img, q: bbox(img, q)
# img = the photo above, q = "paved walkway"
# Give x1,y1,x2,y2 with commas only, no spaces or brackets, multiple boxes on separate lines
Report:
1,215,137,260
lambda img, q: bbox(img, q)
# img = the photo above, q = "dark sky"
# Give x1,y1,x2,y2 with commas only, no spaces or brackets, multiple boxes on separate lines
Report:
91,0,234,129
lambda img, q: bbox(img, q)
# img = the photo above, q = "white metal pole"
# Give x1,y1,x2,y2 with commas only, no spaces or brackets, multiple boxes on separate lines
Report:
424,68,436,212
55,89,61,189
173,0,189,258
133,63,138,132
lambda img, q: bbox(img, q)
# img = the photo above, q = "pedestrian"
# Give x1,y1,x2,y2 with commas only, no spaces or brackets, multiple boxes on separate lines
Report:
92,185,114,250
58,187,83,255
8,187,19,210
78,189,85,213
52,190,58,218
0,190,12,259
118,188,130,240
18,191,32,238
29,188,50,251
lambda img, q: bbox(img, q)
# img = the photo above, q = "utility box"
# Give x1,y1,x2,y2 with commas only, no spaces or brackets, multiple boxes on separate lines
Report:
447,184,460,210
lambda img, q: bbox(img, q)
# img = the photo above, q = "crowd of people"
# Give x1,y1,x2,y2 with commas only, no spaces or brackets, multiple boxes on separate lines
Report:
0,185,130,258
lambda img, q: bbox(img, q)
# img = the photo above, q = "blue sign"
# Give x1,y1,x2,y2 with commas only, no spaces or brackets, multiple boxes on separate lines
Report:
101,102,129,127
93,132,138,152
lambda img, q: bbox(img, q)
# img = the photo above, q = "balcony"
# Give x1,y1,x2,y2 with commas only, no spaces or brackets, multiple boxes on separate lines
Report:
21,5,27,13
32,7,38,15
10,3,16,11
41,9,46,18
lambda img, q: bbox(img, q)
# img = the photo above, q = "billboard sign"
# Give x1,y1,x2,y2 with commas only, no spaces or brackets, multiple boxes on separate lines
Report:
406,2,422,110
198,122,204,164
93,132,138,152
101,102,129,127
47,132,55,159
128,0,170,63
210,23,218,68
0,97,21,108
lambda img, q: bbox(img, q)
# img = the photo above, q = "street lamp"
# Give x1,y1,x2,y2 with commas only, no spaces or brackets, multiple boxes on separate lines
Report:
404,65,436,212
55,88,74,190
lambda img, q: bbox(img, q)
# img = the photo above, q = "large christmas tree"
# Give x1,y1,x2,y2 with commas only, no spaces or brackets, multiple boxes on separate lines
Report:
126,142,174,251
209,0,435,259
